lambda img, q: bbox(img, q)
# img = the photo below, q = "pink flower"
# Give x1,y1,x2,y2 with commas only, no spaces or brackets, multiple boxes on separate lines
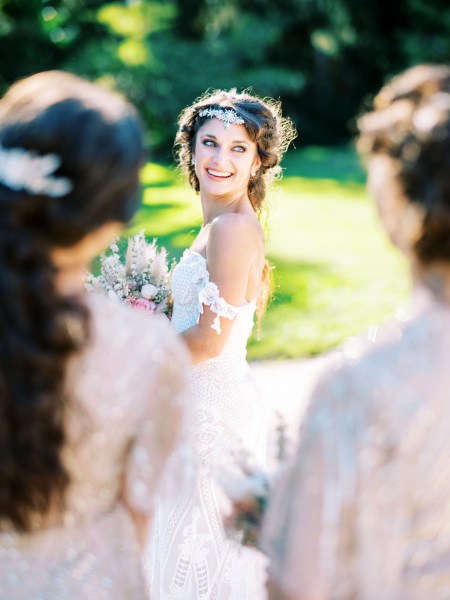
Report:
128,297,157,313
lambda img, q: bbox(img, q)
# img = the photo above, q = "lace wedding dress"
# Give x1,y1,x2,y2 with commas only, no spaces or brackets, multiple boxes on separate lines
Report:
146,249,268,599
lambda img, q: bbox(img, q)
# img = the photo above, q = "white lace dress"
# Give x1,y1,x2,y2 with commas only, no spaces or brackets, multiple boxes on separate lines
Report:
146,249,268,599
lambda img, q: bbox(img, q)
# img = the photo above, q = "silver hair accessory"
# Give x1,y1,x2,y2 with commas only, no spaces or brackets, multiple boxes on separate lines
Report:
0,143,73,198
191,157,196,165
198,107,245,129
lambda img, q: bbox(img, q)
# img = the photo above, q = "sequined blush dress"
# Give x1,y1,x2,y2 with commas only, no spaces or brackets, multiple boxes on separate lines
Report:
262,286,450,600
0,295,189,600
146,249,268,599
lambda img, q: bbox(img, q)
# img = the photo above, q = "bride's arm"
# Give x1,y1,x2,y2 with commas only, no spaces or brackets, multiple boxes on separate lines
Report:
181,213,260,364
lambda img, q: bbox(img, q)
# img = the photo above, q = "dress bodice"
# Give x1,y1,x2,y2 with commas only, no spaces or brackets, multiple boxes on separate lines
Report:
171,249,256,372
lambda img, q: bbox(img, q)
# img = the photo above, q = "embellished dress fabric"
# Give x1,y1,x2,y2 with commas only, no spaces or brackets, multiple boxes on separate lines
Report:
262,286,450,600
0,295,189,600
146,249,267,599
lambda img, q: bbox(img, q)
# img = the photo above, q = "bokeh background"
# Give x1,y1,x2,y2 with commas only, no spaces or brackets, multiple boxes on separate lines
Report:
2,0,449,359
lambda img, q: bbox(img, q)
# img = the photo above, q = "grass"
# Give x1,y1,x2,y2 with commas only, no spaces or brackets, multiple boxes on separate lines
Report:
126,146,411,360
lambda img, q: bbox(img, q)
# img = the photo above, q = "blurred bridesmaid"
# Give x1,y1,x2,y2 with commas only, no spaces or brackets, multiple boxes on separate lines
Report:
263,64,450,600
0,71,189,598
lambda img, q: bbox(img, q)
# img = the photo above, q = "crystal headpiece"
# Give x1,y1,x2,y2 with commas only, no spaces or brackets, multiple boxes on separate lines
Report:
0,143,73,198
198,107,245,129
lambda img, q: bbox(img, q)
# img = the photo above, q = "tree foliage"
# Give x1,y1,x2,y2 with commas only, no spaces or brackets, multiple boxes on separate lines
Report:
1,0,449,155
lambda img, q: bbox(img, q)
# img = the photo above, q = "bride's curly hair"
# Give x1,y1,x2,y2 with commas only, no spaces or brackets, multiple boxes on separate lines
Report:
175,88,296,215
175,89,296,323
357,64,450,264
0,71,144,531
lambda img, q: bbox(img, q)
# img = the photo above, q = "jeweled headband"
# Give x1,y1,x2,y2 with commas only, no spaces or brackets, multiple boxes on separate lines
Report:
0,143,73,198
198,107,245,129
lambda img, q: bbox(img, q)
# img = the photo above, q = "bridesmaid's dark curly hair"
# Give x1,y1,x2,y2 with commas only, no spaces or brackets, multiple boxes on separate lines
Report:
357,64,450,264
0,71,144,531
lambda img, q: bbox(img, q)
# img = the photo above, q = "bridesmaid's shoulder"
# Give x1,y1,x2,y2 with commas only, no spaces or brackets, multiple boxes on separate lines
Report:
306,316,412,422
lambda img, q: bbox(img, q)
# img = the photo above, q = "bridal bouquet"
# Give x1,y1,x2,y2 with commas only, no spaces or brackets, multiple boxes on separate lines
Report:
217,413,289,550
217,456,273,548
85,231,173,315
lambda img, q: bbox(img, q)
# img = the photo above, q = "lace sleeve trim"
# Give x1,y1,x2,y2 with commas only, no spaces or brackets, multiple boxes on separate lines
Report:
198,281,238,334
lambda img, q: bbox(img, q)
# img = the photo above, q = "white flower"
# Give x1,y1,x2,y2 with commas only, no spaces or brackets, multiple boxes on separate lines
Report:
107,290,121,303
150,246,169,282
141,283,159,299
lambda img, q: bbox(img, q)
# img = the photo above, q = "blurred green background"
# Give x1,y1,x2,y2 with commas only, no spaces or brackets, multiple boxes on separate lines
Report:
1,0,448,359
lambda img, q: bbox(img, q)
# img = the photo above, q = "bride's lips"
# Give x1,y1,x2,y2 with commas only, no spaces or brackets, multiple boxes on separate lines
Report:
206,168,233,181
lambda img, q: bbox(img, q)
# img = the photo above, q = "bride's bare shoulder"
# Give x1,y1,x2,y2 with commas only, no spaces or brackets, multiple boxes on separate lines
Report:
208,213,264,256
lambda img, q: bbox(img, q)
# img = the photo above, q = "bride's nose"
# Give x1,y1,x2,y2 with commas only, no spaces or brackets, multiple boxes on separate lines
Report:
212,146,229,166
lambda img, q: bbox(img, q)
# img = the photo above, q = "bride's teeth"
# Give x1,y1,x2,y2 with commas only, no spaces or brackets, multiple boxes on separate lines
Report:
208,169,231,178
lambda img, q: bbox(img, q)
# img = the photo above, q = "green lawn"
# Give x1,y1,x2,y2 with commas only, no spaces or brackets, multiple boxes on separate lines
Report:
127,146,411,360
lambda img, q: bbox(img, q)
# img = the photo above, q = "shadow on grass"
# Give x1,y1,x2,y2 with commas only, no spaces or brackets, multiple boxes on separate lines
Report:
142,180,176,189
248,256,350,360
283,145,366,185
140,200,184,211
269,257,342,307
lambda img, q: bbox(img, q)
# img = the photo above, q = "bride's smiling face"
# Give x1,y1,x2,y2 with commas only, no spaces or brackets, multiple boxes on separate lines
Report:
193,118,260,198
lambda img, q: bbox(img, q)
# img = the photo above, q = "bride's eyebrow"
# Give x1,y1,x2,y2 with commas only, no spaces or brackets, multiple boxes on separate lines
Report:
201,134,248,144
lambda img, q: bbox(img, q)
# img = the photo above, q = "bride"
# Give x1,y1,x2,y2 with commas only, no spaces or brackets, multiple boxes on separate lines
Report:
145,89,295,599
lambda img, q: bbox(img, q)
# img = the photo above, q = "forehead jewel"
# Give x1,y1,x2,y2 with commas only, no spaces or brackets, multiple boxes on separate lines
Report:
198,107,245,129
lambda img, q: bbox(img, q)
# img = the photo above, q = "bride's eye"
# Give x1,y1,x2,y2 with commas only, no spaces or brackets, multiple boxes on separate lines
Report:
233,145,246,153
203,139,216,147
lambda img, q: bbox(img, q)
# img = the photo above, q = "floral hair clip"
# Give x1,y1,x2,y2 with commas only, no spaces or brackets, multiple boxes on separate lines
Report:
0,143,73,198
198,107,245,129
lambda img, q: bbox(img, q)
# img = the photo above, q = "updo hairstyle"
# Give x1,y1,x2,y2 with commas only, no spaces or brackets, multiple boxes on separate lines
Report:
175,89,296,214
357,64,450,264
0,71,144,531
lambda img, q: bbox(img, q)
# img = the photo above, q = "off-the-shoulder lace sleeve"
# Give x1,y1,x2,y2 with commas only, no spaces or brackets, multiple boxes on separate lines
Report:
123,328,191,514
198,281,238,334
